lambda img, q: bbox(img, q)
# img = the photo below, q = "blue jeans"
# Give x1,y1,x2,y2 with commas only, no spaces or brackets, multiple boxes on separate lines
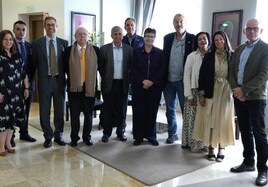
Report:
163,80,185,136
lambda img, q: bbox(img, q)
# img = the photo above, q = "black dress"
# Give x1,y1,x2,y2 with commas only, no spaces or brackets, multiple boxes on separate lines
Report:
0,52,25,131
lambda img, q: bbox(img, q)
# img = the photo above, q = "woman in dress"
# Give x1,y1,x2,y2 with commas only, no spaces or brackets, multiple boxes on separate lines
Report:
0,30,29,156
195,30,235,161
131,28,165,146
182,32,210,152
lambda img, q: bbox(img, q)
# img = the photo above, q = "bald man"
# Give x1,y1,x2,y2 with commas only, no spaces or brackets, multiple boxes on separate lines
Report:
229,18,268,186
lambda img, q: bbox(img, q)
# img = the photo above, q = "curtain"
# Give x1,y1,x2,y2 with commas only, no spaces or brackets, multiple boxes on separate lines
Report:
134,0,156,35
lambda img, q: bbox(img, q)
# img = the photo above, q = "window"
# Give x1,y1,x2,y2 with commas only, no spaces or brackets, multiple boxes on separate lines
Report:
256,0,268,42
149,0,202,49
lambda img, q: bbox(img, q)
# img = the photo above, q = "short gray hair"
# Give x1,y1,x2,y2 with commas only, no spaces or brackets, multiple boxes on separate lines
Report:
111,26,123,34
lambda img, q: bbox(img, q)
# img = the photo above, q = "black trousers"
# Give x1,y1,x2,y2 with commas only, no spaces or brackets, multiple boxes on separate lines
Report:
132,84,162,141
234,98,268,172
102,80,128,137
69,90,95,142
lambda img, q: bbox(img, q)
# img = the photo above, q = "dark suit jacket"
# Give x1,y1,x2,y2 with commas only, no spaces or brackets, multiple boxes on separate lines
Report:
229,40,268,100
63,44,100,93
99,43,133,94
163,32,195,82
32,36,68,94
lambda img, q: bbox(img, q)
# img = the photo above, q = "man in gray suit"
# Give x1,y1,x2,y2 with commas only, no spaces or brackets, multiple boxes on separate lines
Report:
32,16,68,148
99,26,133,143
229,18,268,186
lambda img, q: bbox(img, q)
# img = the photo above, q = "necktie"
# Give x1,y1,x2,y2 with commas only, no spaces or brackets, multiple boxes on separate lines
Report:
81,47,86,83
19,42,26,66
49,39,57,76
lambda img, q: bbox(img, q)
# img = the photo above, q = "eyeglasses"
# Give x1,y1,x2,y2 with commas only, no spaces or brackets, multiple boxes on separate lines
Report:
245,27,259,32
144,35,155,38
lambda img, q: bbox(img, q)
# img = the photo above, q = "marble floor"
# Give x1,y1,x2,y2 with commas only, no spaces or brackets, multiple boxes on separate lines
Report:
0,103,262,187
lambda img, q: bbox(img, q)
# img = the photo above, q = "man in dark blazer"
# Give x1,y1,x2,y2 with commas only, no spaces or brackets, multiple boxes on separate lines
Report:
32,16,68,148
229,18,268,187
99,26,133,143
163,13,195,144
11,20,36,146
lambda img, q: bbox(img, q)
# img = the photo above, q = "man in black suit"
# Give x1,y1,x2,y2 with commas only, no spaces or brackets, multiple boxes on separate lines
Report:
11,20,36,146
32,16,68,148
163,14,195,144
99,26,133,143
63,26,99,147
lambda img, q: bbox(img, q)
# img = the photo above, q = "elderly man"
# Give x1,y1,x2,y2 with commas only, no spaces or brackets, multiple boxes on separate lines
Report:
63,27,99,146
229,18,268,186
99,26,133,143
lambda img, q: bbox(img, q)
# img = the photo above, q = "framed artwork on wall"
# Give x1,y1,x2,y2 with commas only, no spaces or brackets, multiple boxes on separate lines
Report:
212,10,243,49
71,11,96,44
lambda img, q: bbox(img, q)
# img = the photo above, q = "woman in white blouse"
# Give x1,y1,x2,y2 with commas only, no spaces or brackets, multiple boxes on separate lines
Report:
182,32,210,152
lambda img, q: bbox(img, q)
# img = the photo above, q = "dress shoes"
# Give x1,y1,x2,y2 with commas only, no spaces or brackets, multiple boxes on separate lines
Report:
117,135,127,142
20,134,37,142
256,172,267,186
148,139,159,146
101,135,109,143
166,135,178,144
70,141,78,147
230,163,255,173
133,139,143,146
54,138,66,146
83,139,93,146
43,140,52,148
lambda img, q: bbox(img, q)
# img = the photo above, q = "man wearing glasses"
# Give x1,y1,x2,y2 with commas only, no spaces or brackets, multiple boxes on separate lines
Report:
229,18,268,186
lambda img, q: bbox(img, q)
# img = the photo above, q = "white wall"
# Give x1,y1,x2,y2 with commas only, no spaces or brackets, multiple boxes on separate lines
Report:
201,0,257,45
2,0,65,39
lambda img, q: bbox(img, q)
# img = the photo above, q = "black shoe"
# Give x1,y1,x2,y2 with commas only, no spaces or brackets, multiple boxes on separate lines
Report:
230,163,255,173
148,139,159,146
133,139,143,146
117,135,127,142
10,138,16,147
43,140,52,148
166,135,178,144
208,154,216,161
256,172,267,186
101,135,109,143
54,138,66,146
216,154,224,162
70,141,78,147
83,139,93,146
20,134,37,142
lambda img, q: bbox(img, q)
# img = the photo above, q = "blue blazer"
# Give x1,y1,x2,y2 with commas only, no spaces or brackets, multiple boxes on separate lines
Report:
163,32,195,82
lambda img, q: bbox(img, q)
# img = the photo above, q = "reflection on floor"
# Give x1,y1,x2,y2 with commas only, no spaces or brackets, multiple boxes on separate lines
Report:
0,103,261,187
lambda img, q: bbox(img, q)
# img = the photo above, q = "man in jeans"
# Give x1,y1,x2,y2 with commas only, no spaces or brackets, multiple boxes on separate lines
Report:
163,14,195,144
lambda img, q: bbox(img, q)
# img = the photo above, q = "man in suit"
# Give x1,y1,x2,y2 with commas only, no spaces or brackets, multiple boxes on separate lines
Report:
10,20,36,146
63,26,99,147
32,16,68,148
99,26,133,143
163,13,195,144
229,18,268,186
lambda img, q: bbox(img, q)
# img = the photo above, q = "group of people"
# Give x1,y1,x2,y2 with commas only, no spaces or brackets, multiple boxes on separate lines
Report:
0,13,267,186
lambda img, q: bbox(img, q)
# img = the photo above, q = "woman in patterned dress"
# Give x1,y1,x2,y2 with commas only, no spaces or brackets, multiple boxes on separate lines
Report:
0,30,29,156
182,32,210,152
195,30,235,162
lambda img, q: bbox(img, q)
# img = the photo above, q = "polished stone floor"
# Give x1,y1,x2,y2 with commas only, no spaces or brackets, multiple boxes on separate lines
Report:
0,103,262,187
